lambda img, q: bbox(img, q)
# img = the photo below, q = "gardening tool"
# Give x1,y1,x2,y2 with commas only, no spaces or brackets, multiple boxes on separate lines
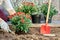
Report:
40,0,51,34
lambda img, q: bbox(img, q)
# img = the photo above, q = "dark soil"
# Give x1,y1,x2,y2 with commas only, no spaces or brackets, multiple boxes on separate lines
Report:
0,26,60,40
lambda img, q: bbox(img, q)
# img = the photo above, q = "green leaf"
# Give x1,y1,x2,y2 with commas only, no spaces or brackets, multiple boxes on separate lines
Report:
40,3,58,18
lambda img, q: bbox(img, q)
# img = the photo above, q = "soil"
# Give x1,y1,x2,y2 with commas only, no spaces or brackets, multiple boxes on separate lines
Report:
0,27,60,40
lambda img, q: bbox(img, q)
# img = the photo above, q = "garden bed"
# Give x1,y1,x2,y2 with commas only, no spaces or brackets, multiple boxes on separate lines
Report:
0,26,60,40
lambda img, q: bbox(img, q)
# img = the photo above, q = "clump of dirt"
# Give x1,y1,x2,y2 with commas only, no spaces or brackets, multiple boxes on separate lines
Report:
0,27,60,40
0,29,17,40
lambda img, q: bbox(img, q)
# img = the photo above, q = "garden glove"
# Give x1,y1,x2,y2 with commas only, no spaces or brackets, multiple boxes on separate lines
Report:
0,18,11,32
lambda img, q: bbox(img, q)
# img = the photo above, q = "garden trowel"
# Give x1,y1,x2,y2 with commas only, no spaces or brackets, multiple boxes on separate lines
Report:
40,0,51,34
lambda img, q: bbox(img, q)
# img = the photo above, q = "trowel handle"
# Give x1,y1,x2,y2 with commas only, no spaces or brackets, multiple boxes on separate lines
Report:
46,0,52,24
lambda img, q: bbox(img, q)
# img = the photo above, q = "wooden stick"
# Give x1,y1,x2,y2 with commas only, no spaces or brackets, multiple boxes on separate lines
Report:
46,0,52,24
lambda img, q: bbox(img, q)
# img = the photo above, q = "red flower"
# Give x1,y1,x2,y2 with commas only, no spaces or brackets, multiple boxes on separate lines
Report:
26,14,32,20
21,18,25,23
14,13,17,16
17,12,21,16
17,12,25,16
30,3,34,6
8,15,13,19
23,2,29,6
44,2,48,4
22,2,34,6
8,13,17,19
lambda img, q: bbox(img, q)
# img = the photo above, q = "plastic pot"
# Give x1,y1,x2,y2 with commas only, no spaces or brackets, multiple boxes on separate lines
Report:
31,15,41,23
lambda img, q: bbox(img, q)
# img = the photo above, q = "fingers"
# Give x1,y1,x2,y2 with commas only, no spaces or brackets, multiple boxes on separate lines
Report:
0,18,3,22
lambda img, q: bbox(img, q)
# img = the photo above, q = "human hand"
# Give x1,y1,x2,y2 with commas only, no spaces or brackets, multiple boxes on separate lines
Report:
0,18,11,32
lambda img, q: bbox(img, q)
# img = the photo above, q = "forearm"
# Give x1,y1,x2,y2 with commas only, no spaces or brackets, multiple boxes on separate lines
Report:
4,0,16,15
7,9,16,15
0,0,3,5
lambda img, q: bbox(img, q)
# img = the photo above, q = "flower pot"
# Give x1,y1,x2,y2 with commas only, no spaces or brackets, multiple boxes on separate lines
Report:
44,17,52,23
31,15,41,23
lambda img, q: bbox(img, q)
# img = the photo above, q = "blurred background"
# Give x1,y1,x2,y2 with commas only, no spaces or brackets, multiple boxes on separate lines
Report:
10,0,60,24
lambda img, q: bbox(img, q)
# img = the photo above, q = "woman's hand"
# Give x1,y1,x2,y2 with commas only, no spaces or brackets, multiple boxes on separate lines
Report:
0,18,11,32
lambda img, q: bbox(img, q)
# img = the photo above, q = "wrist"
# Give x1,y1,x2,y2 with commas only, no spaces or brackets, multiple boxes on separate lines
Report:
8,9,16,15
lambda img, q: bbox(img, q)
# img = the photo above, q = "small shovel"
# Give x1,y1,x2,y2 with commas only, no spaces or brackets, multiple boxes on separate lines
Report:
40,0,51,34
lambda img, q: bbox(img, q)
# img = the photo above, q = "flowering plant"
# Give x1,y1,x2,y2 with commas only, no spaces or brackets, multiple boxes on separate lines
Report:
15,2,38,15
40,2,58,18
8,12,32,33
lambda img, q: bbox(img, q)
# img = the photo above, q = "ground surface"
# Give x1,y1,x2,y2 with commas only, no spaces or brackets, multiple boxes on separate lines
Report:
0,27,60,40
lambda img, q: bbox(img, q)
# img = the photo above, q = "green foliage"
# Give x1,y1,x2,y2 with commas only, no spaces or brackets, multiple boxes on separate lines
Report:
40,3,58,18
15,5,38,15
10,16,20,25
10,14,32,33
